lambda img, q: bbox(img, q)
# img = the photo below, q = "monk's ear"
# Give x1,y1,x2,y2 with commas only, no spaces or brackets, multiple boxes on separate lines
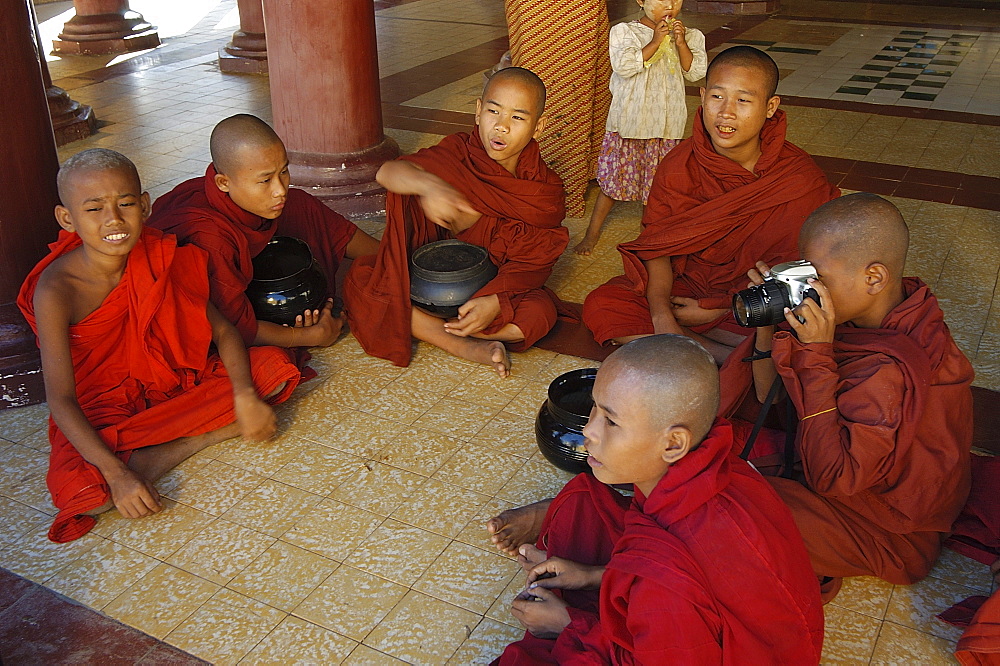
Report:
699,87,707,105
139,192,151,221
765,95,781,119
864,262,890,295
474,98,482,126
214,171,231,193
532,115,547,140
660,425,693,465
54,205,75,233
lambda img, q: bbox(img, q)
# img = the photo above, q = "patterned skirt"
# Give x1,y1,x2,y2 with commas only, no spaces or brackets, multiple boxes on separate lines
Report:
596,132,680,204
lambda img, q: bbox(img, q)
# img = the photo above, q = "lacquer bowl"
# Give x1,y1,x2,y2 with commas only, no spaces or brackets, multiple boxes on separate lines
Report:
246,236,328,326
535,368,598,474
409,239,498,319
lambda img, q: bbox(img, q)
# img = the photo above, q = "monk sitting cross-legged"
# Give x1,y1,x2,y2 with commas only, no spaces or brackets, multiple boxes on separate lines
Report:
720,193,975,600
343,67,568,376
147,114,379,349
582,45,839,364
17,149,304,543
494,335,824,664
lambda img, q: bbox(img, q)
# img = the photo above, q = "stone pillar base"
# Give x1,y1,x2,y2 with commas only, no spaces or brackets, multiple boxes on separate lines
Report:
53,12,160,55
219,30,268,74
48,86,98,146
0,304,44,410
287,136,400,220
686,0,778,14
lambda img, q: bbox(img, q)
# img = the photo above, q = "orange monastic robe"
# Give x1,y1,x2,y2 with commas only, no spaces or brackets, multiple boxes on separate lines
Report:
720,278,975,584
17,228,303,543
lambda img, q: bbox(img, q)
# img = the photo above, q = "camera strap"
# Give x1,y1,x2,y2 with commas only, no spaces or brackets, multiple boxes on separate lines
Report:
738,375,783,461
738,374,799,480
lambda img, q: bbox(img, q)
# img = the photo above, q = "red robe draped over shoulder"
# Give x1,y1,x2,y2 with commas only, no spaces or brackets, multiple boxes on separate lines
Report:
719,278,975,584
343,131,567,367
583,109,839,344
17,228,302,543
957,593,1000,665
497,420,824,665
147,165,359,345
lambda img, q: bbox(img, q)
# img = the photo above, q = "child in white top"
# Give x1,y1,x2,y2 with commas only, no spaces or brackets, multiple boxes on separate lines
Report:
574,0,707,255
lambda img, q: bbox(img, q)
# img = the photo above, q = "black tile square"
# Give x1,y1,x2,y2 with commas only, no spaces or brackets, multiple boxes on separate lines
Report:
892,38,920,43
874,55,904,62
953,34,978,39
904,52,935,59
913,43,939,49
921,69,953,77
947,41,975,47
882,45,911,52
901,91,937,101
931,59,962,66
939,49,965,56
911,79,947,88
767,46,821,55
862,64,894,72
850,75,884,83
732,39,776,46
900,30,926,35
886,72,919,79
895,62,927,69
836,86,874,95
875,83,909,91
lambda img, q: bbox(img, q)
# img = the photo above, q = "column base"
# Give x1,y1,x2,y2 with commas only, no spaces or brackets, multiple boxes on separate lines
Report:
0,303,44,410
53,12,160,56
686,0,779,13
47,86,98,146
219,30,268,74
287,135,400,220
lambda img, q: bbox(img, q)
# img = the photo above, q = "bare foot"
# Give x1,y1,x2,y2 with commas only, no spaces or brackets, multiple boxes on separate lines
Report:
487,341,510,378
517,543,547,573
486,499,551,556
573,235,600,256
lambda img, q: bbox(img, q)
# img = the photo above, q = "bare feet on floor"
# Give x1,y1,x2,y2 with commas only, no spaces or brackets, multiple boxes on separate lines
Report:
573,234,600,256
486,499,551,556
517,543,547,573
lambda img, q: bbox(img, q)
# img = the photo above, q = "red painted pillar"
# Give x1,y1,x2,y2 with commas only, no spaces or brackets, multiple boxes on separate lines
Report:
219,0,268,74
53,0,160,55
263,0,399,219
1,0,62,408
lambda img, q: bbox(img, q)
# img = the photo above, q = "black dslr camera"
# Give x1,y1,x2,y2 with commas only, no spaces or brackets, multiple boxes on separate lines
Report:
732,260,820,328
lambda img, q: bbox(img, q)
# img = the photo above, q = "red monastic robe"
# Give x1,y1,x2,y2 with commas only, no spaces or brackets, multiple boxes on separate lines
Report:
719,278,975,584
147,165,359,345
957,595,1000,665
343,131,568,367
583,109,839,344
17,228,303,543
497,420,825,665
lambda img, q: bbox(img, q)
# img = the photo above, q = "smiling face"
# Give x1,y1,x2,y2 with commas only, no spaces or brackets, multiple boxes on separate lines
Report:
475,78,545,174
55,167,148,258
213,140,291,219
700,63,780,169
638,0,682,22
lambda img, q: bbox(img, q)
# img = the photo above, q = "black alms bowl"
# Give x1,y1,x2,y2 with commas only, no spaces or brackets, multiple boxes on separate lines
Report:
410,239,498,319
246,236,328,326
535,368,599,474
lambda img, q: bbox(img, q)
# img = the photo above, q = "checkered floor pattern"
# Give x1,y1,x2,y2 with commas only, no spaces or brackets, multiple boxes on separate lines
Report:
837,30,979,102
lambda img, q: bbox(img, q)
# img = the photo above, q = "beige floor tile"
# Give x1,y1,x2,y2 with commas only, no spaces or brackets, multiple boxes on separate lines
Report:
376,427,465,476
364,590,481,665
832,576,896,620
241,615,358,665
281,499,384,562
104,499,215,559
928,549,994,595
307,410,403,459
413,541,521,615
389,478,489,538
167,518,276,585
211,434,304,477
330,462,429,516
502,381,550,420
0,525,103,584
342,645,409,665
506,347,557,381
494,457,574,507
447,618,525,665
0,470,57,516
471,411,540,459
432,443,527,496
0,495,51,549
103,563,220,639
821,603,882,664
446,372,528,412
453,497,519,558
347,519,451,586
228,541,338,611
271,441,366,496
154,452,214,495
0,444,48,496
45,539,158,609
15,427,49,452
165,588,286,666
0,403,49,442
542,354,601,379
869,621,960,665
412,398,502,442
885,576,981,642
220,479,323,538
294,564,408,641
485,571,529,627
166,459,266,516
391,352,476,394
357,382,445,425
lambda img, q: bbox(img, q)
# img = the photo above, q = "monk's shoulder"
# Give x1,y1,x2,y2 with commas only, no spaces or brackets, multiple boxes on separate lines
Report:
34,251,106,326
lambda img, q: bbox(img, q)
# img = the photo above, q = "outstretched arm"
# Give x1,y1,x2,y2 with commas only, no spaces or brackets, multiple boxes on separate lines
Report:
376,160,481,232
644,254,683,335
252,300,343,348
344,227,380,259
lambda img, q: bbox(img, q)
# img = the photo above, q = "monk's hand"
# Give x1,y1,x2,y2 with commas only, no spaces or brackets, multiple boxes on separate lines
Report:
670,296,726,327
292,300,343,347
785,278,835,345
526,556,604,591
234,389,277,441
419,179,480,233
510,586,571,639
106,466,162,519
747,260,772,288
444,294,501,336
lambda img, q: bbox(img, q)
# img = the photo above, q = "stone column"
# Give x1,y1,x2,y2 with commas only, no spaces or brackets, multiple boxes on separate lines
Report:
263,0,399,219
53,0,160,56
1,0,62,409
220,0,268,74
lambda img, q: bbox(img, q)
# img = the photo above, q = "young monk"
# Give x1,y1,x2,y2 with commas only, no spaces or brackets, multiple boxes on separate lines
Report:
343,67,568,376
495,335,824,664
719,193,975,599
582,45,839,363
147,114,379,349
17,149,304,543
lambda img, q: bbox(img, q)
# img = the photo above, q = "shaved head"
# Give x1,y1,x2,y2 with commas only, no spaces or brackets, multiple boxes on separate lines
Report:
210,114,284,175
57,148,141,204
800,193,909,274
604,335,719,443
484,66,546,115
707,45,779,99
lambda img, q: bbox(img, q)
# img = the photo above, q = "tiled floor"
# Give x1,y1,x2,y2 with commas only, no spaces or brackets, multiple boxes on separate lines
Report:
2,0,999,663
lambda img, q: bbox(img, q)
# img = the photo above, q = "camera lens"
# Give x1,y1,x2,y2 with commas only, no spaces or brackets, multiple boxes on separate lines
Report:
732,281,792,328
